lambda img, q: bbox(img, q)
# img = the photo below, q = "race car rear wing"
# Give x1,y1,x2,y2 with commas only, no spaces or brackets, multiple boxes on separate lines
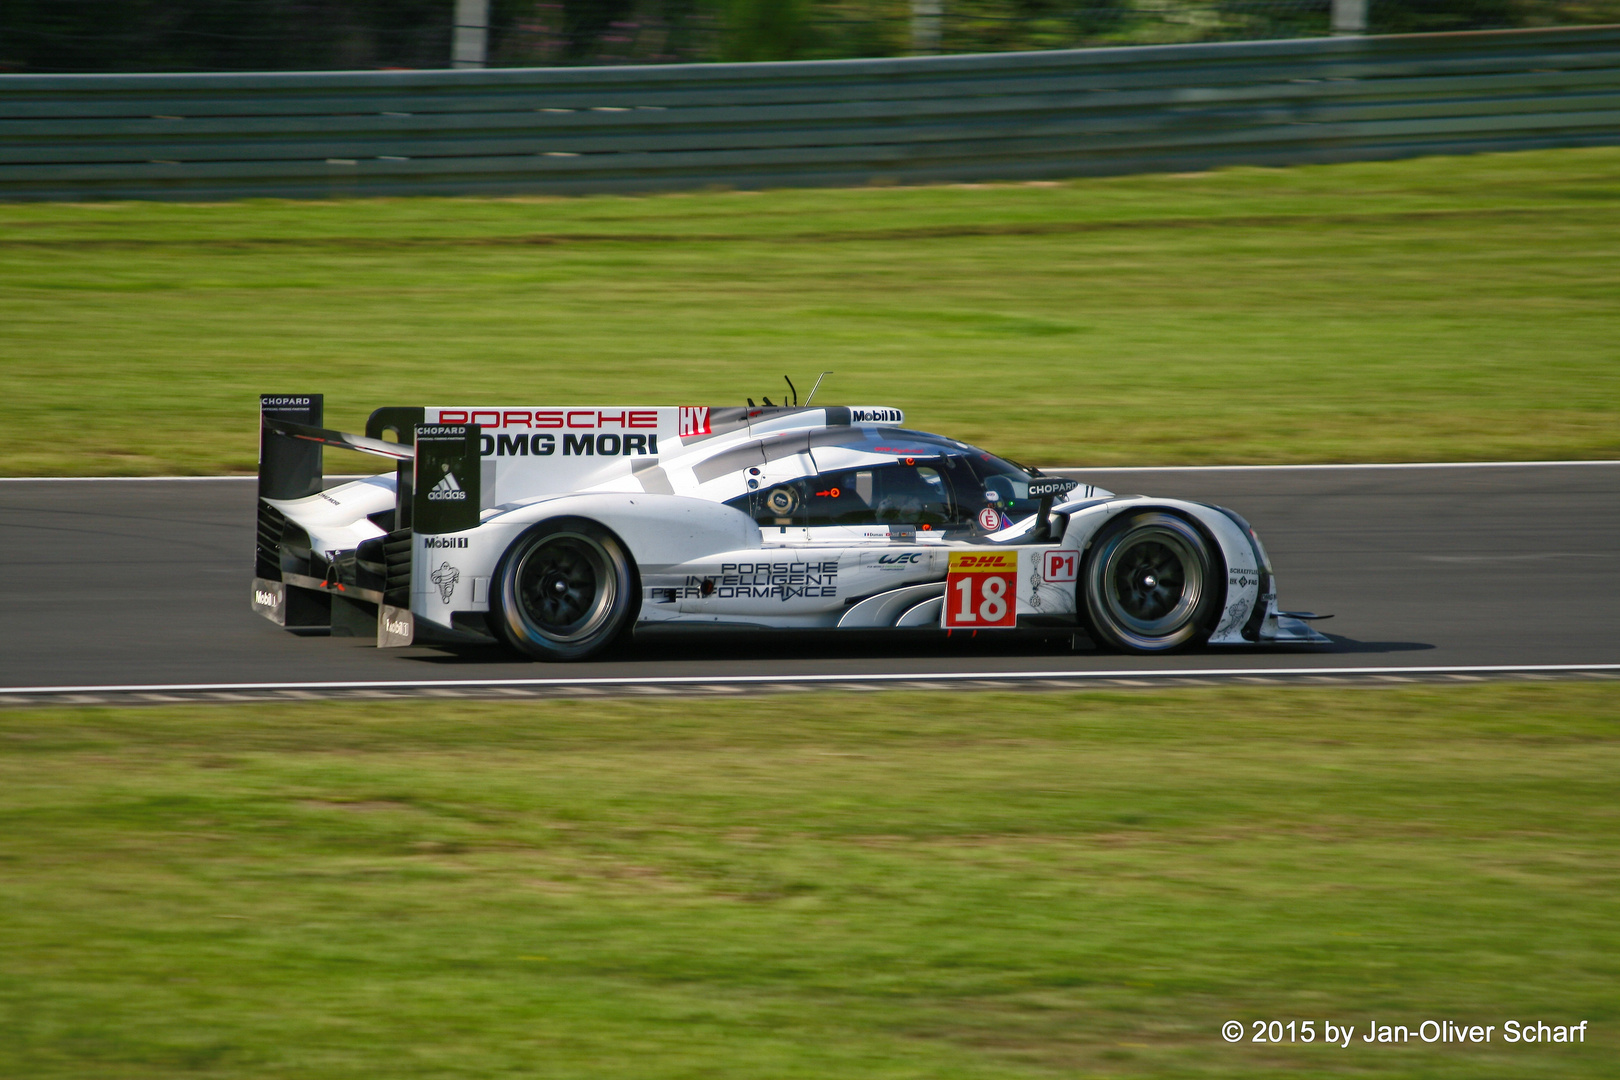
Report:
254,394,483,646
257,395,325,501
260,413,415,465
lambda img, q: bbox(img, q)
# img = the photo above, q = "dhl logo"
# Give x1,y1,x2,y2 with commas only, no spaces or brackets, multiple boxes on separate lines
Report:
949,552,1016,571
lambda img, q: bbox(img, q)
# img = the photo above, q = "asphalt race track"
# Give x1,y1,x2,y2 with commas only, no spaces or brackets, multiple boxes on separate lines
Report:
2,463,1618,699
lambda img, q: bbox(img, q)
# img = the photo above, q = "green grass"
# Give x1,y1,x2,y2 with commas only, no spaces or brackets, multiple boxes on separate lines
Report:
1,684,1616,1078
1,148,1618,475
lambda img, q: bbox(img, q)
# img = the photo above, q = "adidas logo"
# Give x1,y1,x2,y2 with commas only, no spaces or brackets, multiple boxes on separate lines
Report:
426,471,468,501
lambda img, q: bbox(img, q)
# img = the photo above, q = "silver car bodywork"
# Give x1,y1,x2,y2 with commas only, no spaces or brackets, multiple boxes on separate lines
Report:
251,397,1327,654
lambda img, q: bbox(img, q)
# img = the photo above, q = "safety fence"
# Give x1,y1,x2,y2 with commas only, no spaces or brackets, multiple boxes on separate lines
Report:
2,24,1618,200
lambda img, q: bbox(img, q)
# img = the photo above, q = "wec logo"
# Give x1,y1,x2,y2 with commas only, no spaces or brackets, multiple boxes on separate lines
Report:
877,553,923,565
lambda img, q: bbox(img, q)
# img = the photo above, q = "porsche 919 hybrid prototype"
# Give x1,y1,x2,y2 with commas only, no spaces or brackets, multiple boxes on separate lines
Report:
251,393,1328,659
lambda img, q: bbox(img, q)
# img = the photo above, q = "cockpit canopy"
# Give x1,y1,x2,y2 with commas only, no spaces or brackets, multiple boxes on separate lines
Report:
723,427,1057,533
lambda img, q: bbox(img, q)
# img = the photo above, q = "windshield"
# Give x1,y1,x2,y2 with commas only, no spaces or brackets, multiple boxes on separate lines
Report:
721,427,1069,533
957,451,1051,521
728,458,967,529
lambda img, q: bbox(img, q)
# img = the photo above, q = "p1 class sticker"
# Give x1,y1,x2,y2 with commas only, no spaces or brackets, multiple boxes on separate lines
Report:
1043,550,1079,583
978,507,1001,531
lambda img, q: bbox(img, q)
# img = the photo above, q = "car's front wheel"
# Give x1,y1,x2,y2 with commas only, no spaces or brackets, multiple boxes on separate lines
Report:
1081,511,1219,653
491,518,636,660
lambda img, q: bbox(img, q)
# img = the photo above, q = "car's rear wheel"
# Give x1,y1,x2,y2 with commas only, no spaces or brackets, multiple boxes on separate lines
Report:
1081,511,1219,653
491,518,636,660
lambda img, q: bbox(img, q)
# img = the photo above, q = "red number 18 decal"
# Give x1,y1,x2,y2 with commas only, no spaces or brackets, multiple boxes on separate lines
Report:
943,552,1018,629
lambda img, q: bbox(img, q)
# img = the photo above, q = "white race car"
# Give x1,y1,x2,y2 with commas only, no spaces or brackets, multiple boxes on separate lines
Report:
251,392,1328,659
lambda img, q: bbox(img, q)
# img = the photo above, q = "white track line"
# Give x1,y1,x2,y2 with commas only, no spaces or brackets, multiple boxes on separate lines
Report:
3,663,1617,697
4,461,1620,483
1050,460,1620,473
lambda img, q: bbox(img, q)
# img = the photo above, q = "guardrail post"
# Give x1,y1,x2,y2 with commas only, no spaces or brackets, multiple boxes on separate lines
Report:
1332,0,1367,35
912,0,942,55
453,0,489,68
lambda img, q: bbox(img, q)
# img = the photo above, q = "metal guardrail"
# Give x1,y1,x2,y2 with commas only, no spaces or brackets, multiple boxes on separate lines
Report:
2,26,1617,201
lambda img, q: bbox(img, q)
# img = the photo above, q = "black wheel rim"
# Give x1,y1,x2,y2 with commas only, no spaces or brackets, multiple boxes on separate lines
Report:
512,533,617,643
1101,527,1204,637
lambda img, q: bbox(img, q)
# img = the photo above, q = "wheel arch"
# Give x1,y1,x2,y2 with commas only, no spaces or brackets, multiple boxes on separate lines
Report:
489,515,641,660
1064,499,1254,648
494,512,643,593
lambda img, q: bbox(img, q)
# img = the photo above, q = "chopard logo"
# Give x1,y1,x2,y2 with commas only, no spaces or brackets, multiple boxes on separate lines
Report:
1026,478,1077,498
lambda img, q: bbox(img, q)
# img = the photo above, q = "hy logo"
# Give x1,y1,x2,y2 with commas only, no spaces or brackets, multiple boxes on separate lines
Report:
430,562,460,604
679,406,711,438
426,470,467,502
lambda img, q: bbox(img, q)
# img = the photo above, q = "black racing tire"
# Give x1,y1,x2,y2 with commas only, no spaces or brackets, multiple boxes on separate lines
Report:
1080,511,1220,653
490,518,636,661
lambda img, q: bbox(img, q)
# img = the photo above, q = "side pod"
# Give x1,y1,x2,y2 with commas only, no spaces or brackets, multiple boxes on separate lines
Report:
396,422,484,647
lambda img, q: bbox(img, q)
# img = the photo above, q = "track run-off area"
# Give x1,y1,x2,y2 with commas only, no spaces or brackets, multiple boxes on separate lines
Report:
2,461,1617,705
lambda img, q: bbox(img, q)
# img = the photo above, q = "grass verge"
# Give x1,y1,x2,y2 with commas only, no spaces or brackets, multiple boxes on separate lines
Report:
1,683,1616,1077
2,148,1618,475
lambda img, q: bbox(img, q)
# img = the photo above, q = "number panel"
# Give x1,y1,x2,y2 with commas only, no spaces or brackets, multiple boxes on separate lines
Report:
943,551,1018,629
